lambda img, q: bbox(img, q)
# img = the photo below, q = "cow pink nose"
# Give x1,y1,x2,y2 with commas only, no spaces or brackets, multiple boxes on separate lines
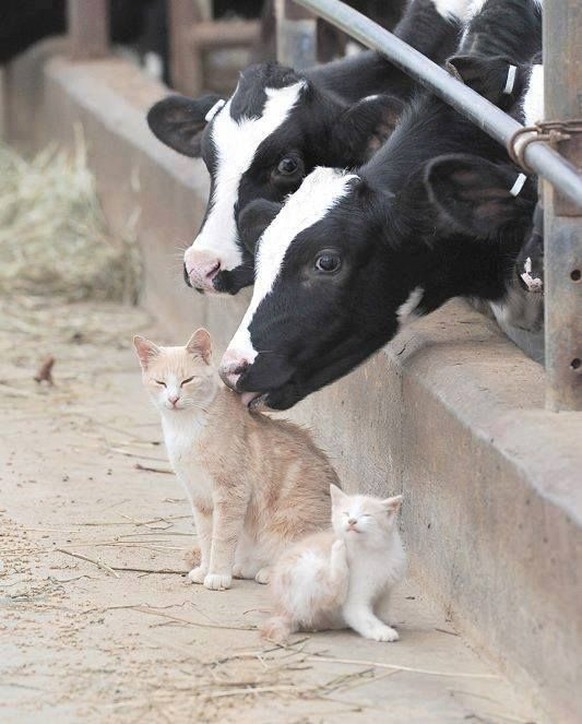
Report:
184,248,221,290
219,349,251,390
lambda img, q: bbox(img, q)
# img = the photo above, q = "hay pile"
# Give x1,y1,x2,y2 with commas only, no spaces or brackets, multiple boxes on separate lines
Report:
0,139,141,303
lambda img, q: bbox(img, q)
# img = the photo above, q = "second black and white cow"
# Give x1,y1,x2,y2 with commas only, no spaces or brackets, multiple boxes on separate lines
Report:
147,0,473,294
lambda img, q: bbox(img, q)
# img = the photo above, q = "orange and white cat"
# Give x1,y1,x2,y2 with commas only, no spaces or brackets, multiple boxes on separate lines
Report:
262,484,405,642
133,328,339,591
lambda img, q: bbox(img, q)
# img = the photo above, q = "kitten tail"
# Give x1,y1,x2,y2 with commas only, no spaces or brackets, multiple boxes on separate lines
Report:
260,615,295,644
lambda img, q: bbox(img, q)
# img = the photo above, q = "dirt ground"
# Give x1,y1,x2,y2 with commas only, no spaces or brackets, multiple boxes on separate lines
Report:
0,293,541,723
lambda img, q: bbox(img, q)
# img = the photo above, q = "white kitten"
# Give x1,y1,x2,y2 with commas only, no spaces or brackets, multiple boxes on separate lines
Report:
262,484,406,642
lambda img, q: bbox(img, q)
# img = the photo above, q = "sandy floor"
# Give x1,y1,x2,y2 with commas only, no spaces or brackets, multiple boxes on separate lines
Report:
0,294,540,723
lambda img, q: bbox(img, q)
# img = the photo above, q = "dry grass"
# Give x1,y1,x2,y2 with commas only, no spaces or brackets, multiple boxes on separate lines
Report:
0,134,141,303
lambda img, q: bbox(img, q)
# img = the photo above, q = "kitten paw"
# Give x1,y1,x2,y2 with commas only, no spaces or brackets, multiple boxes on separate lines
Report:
188,566,207,584
331,539,346,554
366,625,399,642
254,567,271,585
204,573,232,590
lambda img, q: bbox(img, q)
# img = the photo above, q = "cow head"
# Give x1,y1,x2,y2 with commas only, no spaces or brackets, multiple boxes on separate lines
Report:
147,63,403,295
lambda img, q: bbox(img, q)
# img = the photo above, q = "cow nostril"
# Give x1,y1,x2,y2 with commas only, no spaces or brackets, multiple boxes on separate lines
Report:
183,263,192,287
219,357,251,390
205,261,220,280
232,361,249,376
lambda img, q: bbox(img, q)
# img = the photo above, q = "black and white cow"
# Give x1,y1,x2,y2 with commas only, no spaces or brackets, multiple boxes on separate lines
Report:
147,0,475,294
218,0,543,410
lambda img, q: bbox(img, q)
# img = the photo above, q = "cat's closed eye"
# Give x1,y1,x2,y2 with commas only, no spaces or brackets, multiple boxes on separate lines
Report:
154,380,167,387
180,376,198,387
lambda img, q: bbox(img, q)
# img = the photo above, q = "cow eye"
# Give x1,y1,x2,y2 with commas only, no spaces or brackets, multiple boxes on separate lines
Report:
314,252,342,273
277,157,299,175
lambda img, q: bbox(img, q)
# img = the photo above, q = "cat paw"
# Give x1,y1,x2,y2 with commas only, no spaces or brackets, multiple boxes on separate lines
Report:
366,625,399,643
184,546,201,569
188,566,207,584
254,567,271,585
232,563,259,579
232,563,254,579
204,573,232,590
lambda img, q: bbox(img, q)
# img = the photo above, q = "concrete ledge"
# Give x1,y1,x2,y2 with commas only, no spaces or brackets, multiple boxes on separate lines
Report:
6,49,581,722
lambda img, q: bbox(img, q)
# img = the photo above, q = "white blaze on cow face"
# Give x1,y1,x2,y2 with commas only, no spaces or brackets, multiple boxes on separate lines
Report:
226,167,358,363
185,81,306,273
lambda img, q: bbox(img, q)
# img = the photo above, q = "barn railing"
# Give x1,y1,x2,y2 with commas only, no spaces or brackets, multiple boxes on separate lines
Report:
65,0,581,412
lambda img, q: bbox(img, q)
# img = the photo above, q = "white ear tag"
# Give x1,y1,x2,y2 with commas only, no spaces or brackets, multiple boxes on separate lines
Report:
509,173,527,197
204,99,226,123
503,65,518,95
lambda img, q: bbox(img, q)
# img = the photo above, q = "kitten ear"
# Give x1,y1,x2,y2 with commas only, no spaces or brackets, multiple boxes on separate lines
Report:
382,495,403,515
133,335,161,370
330,484,347,507
186,328,212,364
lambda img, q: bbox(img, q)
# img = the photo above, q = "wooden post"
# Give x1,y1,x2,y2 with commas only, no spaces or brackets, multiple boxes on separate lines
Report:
67,0,109,60
543,0,582,410
168,0,203,94
275,0,317,70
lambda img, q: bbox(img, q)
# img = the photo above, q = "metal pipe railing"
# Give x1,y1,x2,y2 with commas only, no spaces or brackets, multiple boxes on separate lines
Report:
294,0,582,211
543,0,582,411
275,0,317,70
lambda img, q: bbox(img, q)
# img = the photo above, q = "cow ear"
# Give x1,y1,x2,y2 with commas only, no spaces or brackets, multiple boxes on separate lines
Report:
147,93,224,157
425,154,535,238
238,199,283,254
331,94,404,161
447,55,528,109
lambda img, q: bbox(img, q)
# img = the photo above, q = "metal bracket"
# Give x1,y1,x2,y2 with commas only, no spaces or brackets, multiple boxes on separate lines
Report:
508,119,582,216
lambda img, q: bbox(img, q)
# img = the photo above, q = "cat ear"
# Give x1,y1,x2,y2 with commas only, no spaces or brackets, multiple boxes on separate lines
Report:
330,484,347,507
133,335,161,370
381,495,403,515
186,328,212,364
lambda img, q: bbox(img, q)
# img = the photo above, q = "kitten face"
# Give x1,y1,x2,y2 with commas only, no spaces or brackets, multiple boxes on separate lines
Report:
133,329,217,413
330,484,402,542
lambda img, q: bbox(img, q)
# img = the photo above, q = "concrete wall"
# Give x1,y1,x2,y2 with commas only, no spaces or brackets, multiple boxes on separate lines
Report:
5,47,582,722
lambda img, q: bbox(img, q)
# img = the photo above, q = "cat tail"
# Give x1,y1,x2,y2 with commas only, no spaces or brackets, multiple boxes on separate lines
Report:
259,615,295,644
184,546,201,569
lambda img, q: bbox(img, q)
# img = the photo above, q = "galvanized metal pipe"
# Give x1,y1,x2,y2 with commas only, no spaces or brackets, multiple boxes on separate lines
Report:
294,0,582,211
543,0,582,411
276,0,318,70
